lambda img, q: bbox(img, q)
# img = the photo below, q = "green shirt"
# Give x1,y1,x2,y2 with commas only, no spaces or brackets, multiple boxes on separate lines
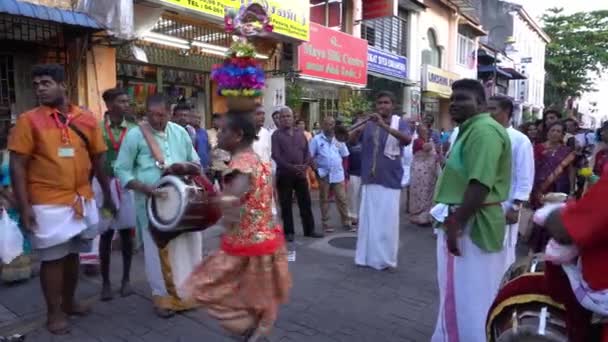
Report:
434,113,512,252
101,118,137,177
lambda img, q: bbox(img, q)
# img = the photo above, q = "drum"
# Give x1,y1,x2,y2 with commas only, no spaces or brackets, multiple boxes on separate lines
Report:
487,254,568,342
147,174,222,232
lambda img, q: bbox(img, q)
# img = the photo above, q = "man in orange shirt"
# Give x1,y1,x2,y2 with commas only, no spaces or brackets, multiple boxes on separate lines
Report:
8,64,114,334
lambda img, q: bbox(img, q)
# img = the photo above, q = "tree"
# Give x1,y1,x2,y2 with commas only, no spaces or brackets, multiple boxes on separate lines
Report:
542,8,608,109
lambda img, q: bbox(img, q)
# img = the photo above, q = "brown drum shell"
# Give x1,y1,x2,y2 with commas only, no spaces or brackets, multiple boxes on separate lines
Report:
148,174,222,233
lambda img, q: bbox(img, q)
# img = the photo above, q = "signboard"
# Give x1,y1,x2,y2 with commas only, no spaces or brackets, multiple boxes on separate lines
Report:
362,0,396,20
521,57,532,63
297,23,368,87
159,0,309,41
421,64,460,97
368,47,407,80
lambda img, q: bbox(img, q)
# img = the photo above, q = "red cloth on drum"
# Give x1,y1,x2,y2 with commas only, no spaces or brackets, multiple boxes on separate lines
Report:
561,169,608,291
544,262,592,342
220,151,284,257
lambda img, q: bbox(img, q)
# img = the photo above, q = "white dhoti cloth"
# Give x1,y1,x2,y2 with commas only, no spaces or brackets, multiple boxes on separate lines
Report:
135,195,202,310
355,184,400,270
432,229,508,342
501,202,519,273
347,175,362,220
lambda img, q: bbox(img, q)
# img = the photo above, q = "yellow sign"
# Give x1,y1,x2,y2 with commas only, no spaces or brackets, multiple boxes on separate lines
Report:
159,0,309,41
422,64,460,98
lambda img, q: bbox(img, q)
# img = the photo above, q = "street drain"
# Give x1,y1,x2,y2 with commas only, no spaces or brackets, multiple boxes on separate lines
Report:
328,236,357,250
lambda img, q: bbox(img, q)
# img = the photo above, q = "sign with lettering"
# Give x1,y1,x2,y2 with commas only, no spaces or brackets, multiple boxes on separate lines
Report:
297,23,368,86
368,47,407,80
158,0,309,41
362,0,396,20
421,64,460,97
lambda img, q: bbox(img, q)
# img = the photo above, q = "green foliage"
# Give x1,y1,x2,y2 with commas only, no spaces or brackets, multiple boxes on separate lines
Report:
542,8,608,108
338,92,370,119
522,109,535,123
285,82,303,110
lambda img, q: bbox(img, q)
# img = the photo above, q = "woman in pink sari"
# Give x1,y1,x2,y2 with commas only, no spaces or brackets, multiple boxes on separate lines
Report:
408,125,439,225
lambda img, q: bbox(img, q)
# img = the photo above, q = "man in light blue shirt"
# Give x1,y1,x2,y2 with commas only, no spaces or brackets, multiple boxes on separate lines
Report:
310,116,351,232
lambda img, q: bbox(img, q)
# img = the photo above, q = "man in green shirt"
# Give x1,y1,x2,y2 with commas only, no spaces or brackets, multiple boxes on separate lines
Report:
431,79,512,342
97,88,137,301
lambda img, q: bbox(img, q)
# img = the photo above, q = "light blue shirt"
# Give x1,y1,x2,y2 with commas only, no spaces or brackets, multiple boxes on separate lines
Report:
309,133,349,183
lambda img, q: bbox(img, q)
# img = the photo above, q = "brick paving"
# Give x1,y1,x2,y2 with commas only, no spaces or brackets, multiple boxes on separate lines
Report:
0,204,439,342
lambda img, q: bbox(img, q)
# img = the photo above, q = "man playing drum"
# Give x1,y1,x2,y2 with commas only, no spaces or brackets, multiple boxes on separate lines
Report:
431,79,512,342
536,167,608,341
114,94,202,318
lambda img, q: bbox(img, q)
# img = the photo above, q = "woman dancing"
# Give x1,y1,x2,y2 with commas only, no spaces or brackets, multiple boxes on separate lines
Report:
183,111,291,341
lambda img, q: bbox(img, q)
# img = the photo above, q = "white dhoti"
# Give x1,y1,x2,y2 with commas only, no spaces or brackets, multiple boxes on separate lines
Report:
501,203,519,273
31,198,99,262
136,195,202,311
355,184,400,270
347,175,362,220
432,229,508,342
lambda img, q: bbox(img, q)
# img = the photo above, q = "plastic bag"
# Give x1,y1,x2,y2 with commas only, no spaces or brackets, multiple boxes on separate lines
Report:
0,208,23,264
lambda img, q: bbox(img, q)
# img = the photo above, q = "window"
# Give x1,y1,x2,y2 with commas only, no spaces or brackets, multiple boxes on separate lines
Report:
457,34,475,67
421,29,441,67
361,15,408,56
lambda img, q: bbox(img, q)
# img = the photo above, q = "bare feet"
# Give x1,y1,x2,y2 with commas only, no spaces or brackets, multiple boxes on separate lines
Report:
154,307,175,319
120,282,134,297
62,301,91,317
101,284,113,301
46,313,70,335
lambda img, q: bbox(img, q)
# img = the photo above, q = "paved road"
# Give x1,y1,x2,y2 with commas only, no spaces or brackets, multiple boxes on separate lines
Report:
0,206,439,342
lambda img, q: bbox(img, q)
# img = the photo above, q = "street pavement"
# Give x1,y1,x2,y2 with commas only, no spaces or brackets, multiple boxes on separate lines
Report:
0,202,439,342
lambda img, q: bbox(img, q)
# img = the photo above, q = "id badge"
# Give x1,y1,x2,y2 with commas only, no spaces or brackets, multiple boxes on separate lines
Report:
58,147,75,158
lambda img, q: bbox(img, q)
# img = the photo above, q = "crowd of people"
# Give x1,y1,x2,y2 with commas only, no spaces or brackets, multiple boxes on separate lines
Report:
1,63,608,341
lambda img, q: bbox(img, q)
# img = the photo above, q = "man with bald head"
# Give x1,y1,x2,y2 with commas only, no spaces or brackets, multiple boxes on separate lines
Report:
272,106,320,242
310,116,351,233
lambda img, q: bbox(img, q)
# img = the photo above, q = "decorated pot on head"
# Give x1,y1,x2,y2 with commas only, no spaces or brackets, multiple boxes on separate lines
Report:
212,1,273,112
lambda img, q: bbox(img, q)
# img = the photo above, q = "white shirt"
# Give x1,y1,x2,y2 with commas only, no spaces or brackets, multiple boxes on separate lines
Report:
448,126,459,154
401,131,417,187
506,126,535,204
253,127,272,164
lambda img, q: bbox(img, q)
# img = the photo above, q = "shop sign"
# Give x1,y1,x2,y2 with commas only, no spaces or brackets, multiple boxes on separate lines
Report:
297,23,368,87
421,64,460,97
362,0,396,20
158,0,309,41
368,47,407,80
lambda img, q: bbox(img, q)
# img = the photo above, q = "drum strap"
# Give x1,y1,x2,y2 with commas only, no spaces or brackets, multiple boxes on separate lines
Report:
139,122,166,169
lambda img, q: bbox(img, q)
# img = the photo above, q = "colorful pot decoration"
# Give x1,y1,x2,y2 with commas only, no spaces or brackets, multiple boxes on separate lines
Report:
212,1,273,111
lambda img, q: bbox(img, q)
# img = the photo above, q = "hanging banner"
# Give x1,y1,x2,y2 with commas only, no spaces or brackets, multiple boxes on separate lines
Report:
297,23,368,87
158,0,309,41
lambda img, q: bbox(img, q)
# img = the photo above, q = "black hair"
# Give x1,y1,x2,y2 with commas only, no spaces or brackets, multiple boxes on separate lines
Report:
375,90,396,104
31,64,65,83
173,102,191,113
452,79,486,105
271,110,280,118
224,111,258,145
212,113,221,120
596,121,608,142
545,121,566,135
102,88,128,104
489,95,514,118
296,119,306,125
146,94,168,110
335,124,348,136
543,109,562,122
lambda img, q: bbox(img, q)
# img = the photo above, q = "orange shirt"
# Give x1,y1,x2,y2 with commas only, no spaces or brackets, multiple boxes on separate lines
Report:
8,105,107,205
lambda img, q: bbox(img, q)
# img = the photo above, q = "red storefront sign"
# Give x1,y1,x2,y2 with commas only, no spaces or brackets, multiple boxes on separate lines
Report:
297,23,368,86
362,0,396,20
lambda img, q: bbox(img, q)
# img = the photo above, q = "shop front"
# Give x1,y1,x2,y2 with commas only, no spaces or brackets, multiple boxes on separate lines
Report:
367,46,408,112
120,0,309,126
296,22,368,129
421,64,459,128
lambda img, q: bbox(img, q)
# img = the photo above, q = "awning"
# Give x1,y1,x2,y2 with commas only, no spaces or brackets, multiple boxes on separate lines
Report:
0,0,102,29
501,67,527,80
478,65,512,78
